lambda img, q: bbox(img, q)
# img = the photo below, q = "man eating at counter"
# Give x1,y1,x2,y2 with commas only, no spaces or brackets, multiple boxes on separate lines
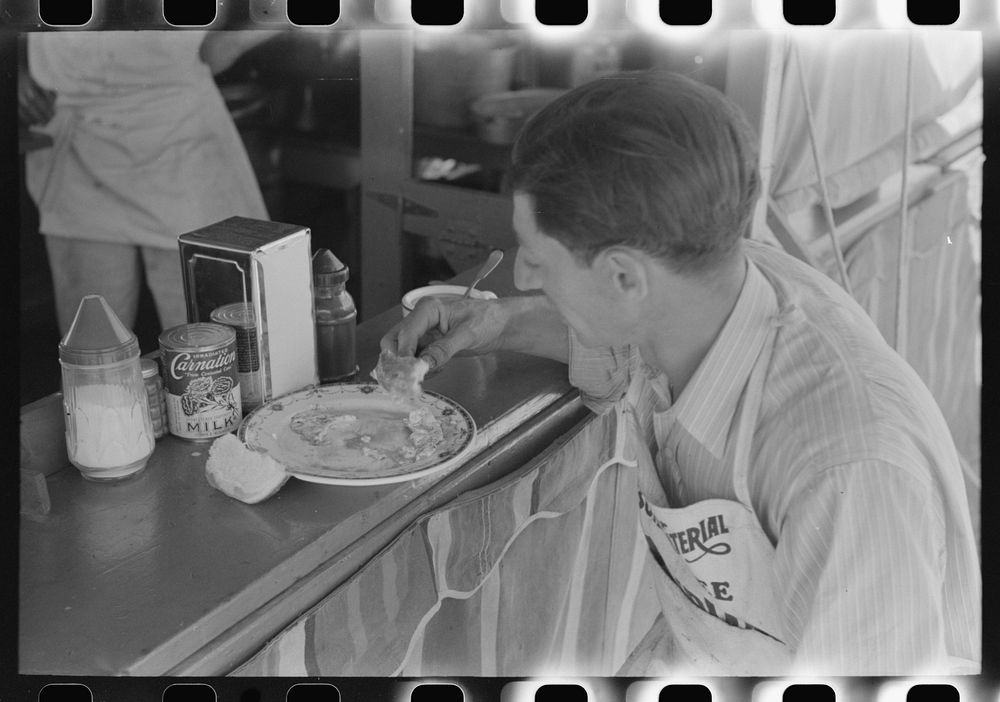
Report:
380,70,981,676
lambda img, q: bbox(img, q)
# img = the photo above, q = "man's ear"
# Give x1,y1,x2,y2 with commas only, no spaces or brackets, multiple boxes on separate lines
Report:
599,248,648,302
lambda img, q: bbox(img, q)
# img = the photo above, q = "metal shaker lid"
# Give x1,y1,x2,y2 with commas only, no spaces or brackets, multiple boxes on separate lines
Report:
140,358,160,379
210,301,257,328
59,294,140,366
313,248,349,287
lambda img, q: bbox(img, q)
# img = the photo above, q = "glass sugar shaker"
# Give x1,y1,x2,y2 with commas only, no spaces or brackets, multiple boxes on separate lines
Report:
140,358,168,440
313,249,358,382
59,294,155,481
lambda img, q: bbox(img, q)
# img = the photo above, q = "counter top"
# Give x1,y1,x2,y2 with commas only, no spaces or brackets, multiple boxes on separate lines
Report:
19,253,589,676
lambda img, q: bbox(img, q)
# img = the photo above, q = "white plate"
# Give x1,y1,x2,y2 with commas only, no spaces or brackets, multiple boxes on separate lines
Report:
238,383,477,486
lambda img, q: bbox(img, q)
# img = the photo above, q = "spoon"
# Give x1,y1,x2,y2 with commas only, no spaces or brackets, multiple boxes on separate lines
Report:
463,249,504,298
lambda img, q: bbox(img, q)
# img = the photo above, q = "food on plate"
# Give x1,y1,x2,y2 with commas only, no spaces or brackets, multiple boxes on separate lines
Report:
371,350,429,403
205,433,289,504
238,384,475,484
289,410,358,446
285,403,445,463
404,407,445,460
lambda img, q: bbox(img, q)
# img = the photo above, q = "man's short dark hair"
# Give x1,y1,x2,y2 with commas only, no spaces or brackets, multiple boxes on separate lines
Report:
508,70,760,275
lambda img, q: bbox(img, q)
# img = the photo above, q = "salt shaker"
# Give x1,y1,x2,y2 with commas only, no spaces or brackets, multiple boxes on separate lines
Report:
59,295,155,481
313,249,358,382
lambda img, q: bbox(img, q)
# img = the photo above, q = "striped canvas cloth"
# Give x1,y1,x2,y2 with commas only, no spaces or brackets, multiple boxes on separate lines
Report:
233,412,666,676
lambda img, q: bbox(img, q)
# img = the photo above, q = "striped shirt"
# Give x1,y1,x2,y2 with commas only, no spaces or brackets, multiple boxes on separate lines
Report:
567,239,980,675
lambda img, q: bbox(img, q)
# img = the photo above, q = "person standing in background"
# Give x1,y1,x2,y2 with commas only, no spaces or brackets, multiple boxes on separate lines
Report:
18,30,277,335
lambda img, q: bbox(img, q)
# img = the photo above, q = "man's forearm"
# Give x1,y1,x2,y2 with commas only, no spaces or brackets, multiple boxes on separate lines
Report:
496,296,569,364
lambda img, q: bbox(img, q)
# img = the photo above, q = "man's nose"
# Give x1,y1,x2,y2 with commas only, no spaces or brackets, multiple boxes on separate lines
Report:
513,248,539,291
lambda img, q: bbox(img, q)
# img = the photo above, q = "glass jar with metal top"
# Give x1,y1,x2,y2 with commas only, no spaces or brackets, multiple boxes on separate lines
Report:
59,295,155,481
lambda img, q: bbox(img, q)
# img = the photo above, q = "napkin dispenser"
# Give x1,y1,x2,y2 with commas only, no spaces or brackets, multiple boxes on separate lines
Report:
178,216,318,410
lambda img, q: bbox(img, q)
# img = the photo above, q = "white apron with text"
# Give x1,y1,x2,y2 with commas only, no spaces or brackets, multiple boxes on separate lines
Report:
617,320,793,676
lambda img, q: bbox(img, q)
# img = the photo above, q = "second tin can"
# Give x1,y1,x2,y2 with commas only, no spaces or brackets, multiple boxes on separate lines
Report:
210,301,263,414
140,357,168,440
158,323,242,442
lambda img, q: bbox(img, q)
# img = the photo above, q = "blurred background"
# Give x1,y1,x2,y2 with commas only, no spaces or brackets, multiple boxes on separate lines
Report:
19,26,726,403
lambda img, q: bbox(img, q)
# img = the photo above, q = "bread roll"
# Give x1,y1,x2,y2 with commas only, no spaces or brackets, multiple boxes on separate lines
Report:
205,433,289,504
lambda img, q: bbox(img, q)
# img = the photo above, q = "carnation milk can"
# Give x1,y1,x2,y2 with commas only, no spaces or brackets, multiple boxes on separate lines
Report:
158,323,241,441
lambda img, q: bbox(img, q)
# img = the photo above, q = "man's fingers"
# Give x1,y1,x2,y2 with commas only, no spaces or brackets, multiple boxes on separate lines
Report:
418,325,479,370
418,341,450,371
37,94,55,123
416,328,444,353
19,85,55,125
18,91,39,122
378,333,400,357
379,299,444,358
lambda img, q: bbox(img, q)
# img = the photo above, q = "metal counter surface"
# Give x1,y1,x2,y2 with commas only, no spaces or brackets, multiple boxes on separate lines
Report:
19,253,587,675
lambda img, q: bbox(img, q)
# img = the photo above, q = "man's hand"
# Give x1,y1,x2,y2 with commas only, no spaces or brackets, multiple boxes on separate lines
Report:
380,295,570,372
199,30,285,75
18,65,55,127
380,297,510,371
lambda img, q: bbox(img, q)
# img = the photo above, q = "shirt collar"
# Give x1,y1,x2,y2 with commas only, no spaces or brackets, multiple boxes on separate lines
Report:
662,256,779,460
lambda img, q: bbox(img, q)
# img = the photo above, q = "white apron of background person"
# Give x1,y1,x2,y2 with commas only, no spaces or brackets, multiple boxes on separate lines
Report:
26,30,266,247
25,31,268,330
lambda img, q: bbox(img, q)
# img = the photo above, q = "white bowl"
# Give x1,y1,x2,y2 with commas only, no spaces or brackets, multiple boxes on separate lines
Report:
401,285,497,317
